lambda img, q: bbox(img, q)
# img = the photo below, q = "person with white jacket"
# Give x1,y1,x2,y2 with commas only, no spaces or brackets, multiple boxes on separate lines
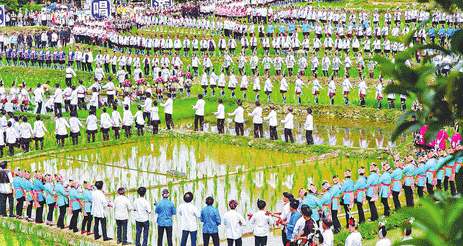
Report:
161,93,174,130
213,99,225,134
281,108,294,143
150,101,161,134
263,76,273,102
249,101,263,138
100,107,112,141
263,105,278,140
223,200,246,246
250,200,273,246
192,94,205,131
122,105,133,138
228,100,244,136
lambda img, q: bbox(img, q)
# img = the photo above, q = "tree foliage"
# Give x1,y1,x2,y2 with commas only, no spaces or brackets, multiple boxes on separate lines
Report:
0,0,20,12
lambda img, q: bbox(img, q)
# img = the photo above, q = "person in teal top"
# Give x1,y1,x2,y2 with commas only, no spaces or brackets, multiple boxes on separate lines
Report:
340,170,354,228
444,148,456,196
32,172,46,223
302,20,311,36
353,167,367,224
301,184,322,221
278,25,286,34
285,199,301,242
403,156,416,207
436,150,449,190
425,152,438,195
43,174,56,225
379,162,392,217
55,175,68,229
69,181,83,233
319,181,332,221
330,175,342,233
267,24,274,37
415,156,428,198
366,163,380,221
81,181,93,235
12,168,25,218
391,157,404,210
288,22,295,36
22,171,34,221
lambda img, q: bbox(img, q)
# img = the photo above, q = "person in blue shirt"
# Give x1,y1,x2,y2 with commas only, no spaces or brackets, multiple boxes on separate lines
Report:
366,163,380,221
447,24,455,38
302,20,311,36
200,196,221,246
354,167,367,224
330,175,342,233
444,148,456,195
379,162,392,217
32,172,46,223
415,155,428,198
43,174,56,225
288,21,296,36
340,170,354,228
155,188,177,246
301,184,322,222
427,24,436,43
403,156,416,207
81,181,93,235
22,171,34,221
436,150,448,190
319,181,332,222
278,24,286,34
55,175,68,229
266,24,274,37
13,168,25,218
284,199,301,242
391,157,404,210
69,181,83,233
438,24,446,46
425,151,438,195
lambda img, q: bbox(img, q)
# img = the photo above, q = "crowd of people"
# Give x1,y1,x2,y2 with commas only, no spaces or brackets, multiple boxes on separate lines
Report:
0,137,459,245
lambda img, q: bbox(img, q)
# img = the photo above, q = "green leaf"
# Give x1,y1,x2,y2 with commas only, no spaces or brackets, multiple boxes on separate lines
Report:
391,120,420,142
451,30,463,54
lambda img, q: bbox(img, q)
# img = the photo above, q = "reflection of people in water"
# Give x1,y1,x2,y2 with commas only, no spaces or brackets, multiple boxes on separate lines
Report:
313,126,324,145
328,126,337,146
343,128,354,147
358,129,368,148
375,130,384,149
387,132,396,147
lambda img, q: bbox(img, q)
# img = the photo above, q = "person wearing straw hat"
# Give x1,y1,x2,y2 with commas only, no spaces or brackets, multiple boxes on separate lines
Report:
391,156,404,210
354,167,367,224
223,199,246,246
340,170,354,227
345,217,362,246
379,162,392,217
366,163,380,221
156,188,176,246
403,156,416,207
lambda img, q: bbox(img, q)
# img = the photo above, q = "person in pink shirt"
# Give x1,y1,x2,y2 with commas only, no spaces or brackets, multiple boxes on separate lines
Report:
451,127,462,149
436,129,449,150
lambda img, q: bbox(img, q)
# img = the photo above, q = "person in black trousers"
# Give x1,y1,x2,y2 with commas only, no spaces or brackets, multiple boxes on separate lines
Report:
0,161,13,217
263,105,278,140
355,167,366,224
305,108,314,145
282,108,294,143
213,99,225,134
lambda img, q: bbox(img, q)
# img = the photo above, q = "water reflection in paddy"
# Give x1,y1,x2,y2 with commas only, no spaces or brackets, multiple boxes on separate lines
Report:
14,138,386,245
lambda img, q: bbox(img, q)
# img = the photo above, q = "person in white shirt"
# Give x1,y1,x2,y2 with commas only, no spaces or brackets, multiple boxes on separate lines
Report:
65,64,77,85
86,110,98,143
0,161,13,215
54,83,63,115
134,105,145,136
178,192,201,246
228,100,244,136
19,116,33,153
100,107,112,141
54,112,69,147
192,94,205,131
34,83,44,114
113,187,132,245
281,108,294,143
263,76,273,103
305,108,314,145
223,199,246,246
345,217,362,246
68,111,83,146
122,105,133,138
342,74,353,106
263,105,278,140
375,225,391,246
249,101,263,138
103,77,116,108
110,104,122,139
213,99,225,134
250,199,273,246
133,187,151,246
149,101,160,134
92,180,112,241
160,94,174,130
33,115,47,150
5,121,18,156
321,219,334,246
